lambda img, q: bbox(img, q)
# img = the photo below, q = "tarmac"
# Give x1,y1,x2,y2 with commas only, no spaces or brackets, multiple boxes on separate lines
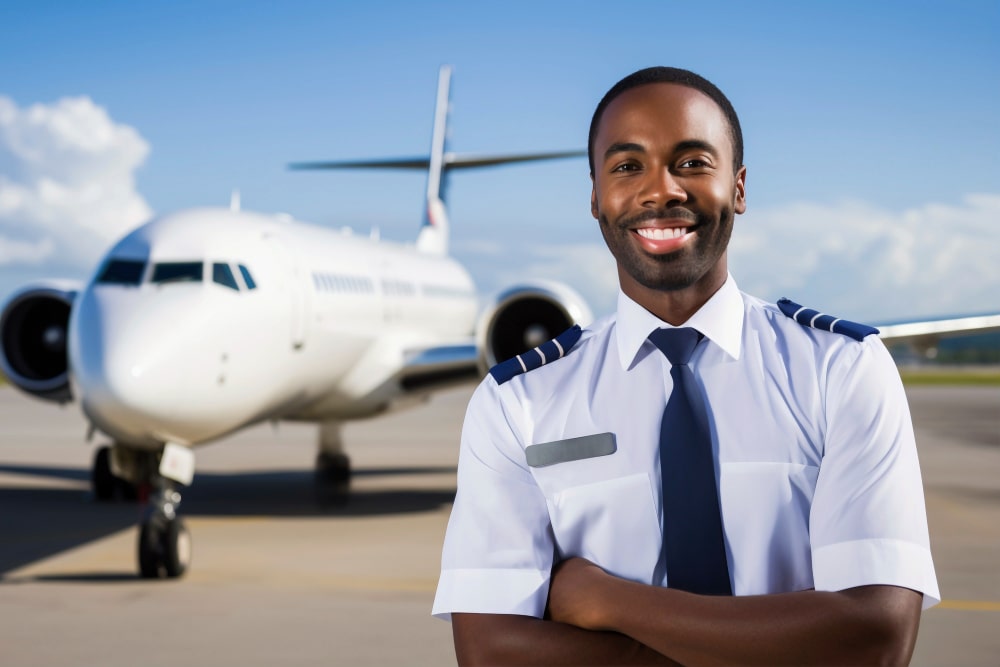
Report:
0,382,997,666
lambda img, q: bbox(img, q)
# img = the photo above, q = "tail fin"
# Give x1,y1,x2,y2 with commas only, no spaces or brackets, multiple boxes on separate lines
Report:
289,65,585,257
416,65,452,255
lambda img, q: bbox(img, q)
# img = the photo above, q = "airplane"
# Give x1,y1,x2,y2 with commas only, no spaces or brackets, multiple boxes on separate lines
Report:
2,66,999,581
0,66,592,579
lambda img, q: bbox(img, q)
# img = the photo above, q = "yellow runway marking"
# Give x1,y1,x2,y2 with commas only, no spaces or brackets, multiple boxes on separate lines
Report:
936,600,1000,612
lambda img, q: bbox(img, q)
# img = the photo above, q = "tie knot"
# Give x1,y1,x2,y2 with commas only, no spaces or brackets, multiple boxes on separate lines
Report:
648,327,702,365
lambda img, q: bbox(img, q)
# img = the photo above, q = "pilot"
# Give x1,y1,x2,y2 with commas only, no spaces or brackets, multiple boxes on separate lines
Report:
432,67,939,666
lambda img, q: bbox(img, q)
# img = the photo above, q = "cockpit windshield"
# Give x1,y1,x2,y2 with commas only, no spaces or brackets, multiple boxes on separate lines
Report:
151,262,203,284
238,264,257,290
99,259,256,290
96,259,146,286
212,263,239,291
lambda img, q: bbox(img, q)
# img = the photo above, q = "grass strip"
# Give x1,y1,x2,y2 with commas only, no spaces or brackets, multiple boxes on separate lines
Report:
900,370,1000,386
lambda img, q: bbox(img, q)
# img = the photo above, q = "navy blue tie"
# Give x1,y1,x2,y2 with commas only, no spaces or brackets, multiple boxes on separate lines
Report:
648,327,732,596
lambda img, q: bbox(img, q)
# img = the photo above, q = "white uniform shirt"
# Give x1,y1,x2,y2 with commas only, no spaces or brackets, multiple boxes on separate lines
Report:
433,276,939,619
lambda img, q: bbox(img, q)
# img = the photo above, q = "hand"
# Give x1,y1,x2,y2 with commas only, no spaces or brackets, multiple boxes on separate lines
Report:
546,557,613,630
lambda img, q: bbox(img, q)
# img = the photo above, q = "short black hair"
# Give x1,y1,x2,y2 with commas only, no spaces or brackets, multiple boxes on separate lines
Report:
588,66,743,175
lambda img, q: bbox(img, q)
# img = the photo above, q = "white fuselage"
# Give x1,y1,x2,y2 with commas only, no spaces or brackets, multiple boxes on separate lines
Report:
69,208,478,449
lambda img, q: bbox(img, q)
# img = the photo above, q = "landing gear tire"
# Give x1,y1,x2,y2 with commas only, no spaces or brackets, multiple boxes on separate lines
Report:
138,518,191,579
163,519,191,578
315,452,351,506
138,522,160,578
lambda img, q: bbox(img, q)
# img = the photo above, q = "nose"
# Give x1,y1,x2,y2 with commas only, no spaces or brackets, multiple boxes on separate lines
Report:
641,167,687,209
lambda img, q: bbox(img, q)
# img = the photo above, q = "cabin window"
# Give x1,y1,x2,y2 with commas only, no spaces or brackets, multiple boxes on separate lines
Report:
151,262,203,284
311,272,373,294
96,259,146,286
212,263,240,291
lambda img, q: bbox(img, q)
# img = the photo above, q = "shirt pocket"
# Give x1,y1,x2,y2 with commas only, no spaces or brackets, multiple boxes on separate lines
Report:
720,461,820,594
546,472,659,584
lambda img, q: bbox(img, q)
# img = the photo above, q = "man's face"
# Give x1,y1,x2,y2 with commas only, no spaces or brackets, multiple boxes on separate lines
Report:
590,83,746,301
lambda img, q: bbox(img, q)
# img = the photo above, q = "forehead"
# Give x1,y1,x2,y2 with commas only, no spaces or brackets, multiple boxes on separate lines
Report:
595,83,732,158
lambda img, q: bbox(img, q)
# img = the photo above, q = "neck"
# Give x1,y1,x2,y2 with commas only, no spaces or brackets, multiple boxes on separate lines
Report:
620,263,727,326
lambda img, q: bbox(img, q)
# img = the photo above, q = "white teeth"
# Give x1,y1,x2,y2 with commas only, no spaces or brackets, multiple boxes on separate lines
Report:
636,227,689,240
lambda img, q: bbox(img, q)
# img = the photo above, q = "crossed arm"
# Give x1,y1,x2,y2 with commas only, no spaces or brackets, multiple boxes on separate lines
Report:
453,557,922,666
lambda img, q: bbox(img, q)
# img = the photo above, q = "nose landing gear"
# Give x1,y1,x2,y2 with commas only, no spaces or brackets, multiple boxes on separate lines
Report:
138,482,191,579
96,441,195,579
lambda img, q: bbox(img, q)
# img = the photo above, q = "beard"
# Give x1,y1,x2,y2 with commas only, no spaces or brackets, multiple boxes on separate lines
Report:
598,205,735,293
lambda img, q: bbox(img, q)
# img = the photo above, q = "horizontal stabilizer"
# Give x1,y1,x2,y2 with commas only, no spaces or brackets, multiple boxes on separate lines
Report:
289,65,585,257
289,149,585,172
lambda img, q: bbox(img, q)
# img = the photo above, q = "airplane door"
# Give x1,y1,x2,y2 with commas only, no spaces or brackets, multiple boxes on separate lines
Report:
380,259,399,325
265,237,308,350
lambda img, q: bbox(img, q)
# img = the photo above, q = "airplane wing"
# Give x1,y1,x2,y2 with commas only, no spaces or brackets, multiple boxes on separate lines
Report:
878,313,1000,343
877,312,1000,358
397,342,479,392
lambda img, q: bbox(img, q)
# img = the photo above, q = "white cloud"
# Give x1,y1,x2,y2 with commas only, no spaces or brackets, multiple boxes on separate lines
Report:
458,194,1000,323
0,236,53,265
0,95,152,273
731,194,1000,321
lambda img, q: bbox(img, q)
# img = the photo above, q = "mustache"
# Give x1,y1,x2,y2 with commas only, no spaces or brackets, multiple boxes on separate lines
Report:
618,206,699,228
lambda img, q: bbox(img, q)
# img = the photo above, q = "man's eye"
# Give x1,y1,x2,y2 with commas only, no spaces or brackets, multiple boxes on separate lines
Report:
680,159,708,168
612,162,640,173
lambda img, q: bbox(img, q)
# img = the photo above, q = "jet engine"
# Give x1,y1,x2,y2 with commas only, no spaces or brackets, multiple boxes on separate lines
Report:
0,282,79,403
476,281,593,371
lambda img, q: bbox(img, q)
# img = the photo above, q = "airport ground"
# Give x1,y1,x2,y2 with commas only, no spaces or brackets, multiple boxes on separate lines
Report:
0,381,997,666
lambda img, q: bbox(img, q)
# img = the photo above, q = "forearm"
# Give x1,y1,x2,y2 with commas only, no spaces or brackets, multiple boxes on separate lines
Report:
595,581,921,666
452,613,679,666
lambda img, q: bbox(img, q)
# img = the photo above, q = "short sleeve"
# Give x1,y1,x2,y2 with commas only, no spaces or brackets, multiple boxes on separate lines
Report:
432,377,555,620
810,337,940,608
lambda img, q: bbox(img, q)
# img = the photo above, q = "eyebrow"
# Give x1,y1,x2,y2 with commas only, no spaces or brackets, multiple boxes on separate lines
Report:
603,142,645,161
602,139,720,162
674,139,719,156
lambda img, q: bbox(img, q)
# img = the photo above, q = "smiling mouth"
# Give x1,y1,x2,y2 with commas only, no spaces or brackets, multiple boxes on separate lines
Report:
629,222,698,254
634,226,694,241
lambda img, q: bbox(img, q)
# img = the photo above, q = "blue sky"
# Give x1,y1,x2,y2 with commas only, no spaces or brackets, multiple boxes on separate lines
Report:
1,0,997,320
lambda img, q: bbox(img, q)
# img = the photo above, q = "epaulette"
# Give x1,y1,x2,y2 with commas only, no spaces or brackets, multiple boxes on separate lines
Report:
489,325,583,385
777,298,879,342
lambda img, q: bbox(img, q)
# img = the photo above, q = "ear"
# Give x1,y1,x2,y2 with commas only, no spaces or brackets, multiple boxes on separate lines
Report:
734,166,747,215
590,176,599,220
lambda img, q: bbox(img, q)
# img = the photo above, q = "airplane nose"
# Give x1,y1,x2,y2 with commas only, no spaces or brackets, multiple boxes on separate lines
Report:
71,287,217,443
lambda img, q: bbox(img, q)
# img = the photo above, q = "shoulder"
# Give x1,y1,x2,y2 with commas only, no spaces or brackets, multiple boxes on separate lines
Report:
487,315,613,387
488,324,585,386
744,295,894,389
737,294,892,383
742,294,879,345
742,295,902,417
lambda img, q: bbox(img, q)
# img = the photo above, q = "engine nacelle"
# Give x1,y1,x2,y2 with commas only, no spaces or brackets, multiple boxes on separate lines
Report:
0,282,80,403
476,281,593,371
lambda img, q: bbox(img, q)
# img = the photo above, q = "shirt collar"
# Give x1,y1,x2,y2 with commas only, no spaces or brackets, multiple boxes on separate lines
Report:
615,273,745,370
